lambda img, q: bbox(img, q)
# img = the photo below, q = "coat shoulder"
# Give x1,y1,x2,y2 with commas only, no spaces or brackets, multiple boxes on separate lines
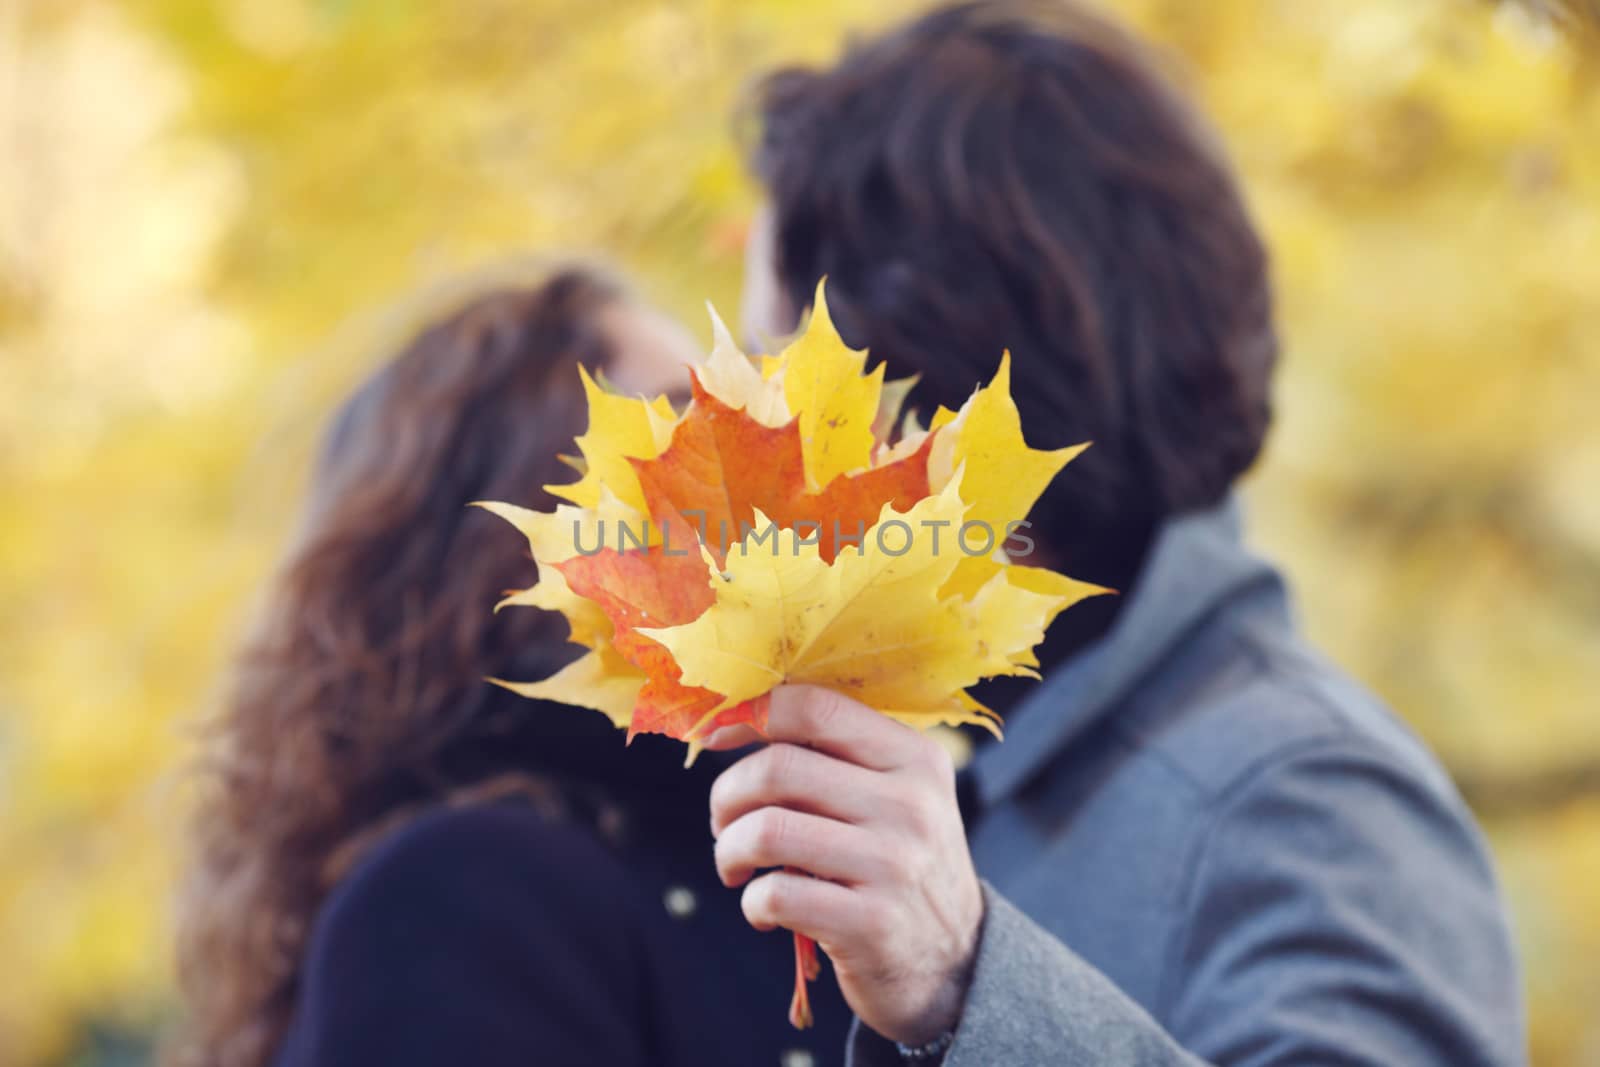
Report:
304,797,648,987
277,799,657,1067
1112,592,1462,809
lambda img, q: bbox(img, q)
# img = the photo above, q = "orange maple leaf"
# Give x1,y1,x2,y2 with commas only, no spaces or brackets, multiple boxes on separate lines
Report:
631,376,934,565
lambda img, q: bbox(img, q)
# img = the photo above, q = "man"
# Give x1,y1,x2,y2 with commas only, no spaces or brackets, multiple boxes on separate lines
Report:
704,2,1526,1063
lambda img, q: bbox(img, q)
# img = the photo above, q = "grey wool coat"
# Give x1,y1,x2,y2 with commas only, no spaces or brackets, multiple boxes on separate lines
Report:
848,497,1525,1066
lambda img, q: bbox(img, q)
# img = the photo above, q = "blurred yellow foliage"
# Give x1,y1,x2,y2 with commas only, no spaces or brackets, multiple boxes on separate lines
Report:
1,1,1597,1064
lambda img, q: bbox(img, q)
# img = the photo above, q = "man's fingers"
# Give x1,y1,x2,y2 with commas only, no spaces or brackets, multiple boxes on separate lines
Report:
714,807,895,888
755,684,919,770
740,869,862,941
700,723,766,751
710,743,887,838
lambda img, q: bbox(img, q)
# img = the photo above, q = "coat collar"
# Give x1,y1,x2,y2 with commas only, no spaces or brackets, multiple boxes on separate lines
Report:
968,494,1286,809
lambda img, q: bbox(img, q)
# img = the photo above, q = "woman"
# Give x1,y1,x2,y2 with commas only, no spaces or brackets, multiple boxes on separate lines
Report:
171,266,851,1067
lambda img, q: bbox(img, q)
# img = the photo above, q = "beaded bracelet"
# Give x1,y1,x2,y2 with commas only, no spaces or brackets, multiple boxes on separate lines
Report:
894,1029,955,1061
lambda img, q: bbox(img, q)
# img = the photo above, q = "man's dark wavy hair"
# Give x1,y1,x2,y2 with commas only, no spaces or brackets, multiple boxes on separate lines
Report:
748,0,1278,587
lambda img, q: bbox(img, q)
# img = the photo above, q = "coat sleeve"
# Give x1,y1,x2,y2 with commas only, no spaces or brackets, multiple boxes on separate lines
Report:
275,803,651,1067
847,742,1526,1066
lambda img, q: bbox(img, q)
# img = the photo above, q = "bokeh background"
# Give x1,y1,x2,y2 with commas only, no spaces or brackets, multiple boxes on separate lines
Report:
2,0,1597,1064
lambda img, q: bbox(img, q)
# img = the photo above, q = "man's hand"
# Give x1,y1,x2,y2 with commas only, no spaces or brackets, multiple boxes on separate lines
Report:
705,685,984,1046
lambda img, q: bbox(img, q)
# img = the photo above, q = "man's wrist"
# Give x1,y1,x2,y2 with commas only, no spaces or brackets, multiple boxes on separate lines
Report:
894,896,980,1048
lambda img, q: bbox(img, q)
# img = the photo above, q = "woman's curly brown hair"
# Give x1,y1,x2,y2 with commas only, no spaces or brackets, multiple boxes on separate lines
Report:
169,266,628,1067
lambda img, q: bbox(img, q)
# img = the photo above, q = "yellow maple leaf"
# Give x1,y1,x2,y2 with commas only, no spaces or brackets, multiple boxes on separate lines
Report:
476,488,646,648
695,306,790,426
781,281,886,491
489,644,644,729
928,353,1091,599
930,352,1087,528
546,365,679,513
639,478,1089,736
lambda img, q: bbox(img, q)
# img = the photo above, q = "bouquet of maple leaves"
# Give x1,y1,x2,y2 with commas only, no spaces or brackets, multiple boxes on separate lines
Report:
481,284,1104,1029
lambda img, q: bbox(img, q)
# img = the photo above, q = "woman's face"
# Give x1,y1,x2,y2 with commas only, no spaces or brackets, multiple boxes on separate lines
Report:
599,301,704,403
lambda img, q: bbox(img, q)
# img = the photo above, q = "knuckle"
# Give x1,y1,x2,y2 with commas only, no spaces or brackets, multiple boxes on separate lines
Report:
740,881,767,924
763,875,791,916
744,875,786,925
764,744,798,793
808,688,846,733
753,808,790,854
